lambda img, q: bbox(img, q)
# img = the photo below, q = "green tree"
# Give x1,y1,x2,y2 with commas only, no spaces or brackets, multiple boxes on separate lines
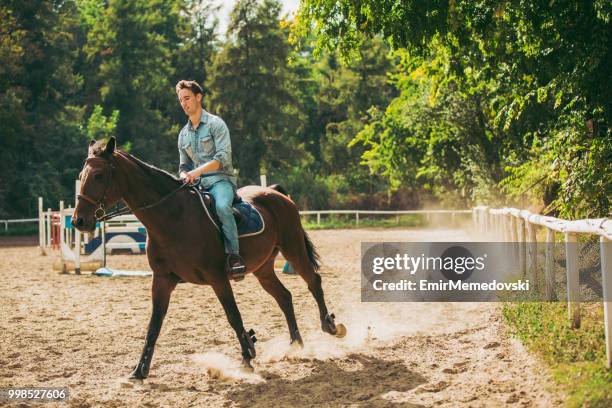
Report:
297,0,612,217
173,0,220,91
0,0,85,217
83,0,185,169
208,0,299,184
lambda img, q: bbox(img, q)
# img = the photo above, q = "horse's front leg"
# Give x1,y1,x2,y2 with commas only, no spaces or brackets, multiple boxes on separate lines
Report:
130,274,178,380
211,278,257,370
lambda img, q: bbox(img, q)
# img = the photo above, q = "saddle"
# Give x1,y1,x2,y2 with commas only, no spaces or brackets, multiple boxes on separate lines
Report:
193,185,265,238
196,185,244,225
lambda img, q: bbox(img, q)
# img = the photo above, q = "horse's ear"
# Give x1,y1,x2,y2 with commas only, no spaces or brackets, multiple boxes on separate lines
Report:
87,139,96,156
104,137,116,155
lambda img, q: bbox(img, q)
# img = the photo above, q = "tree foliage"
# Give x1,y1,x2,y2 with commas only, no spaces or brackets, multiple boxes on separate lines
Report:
1,1,608,219
207,0,299,184
297,0,611,217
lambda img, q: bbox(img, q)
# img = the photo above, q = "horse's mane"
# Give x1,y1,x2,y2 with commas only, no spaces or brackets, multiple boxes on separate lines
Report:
116,150,181,186
91,140,181,186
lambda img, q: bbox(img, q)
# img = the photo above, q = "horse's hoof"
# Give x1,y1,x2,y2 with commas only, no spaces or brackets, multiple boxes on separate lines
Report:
242,329,257,358
129,364,147,380
322,313,339,335
335,323,347,338
290,330,304,348
290,338,304,349
241,358,254,372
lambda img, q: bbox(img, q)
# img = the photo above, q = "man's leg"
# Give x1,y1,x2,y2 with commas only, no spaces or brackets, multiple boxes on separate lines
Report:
209,180,246,281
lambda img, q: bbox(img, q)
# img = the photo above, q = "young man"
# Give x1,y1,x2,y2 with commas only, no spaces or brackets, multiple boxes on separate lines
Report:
176,80,246,281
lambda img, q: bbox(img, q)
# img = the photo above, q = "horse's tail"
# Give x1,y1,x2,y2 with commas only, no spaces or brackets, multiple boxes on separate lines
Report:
303,230,321,273
269,183,319,271
269,184,289,196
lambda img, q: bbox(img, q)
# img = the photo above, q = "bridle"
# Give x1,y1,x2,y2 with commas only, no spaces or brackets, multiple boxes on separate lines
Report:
77,155,190,222
77,154,229,222
77,157,116,221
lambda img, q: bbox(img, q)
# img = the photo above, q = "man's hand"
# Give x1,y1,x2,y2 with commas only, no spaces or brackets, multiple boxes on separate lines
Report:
180,170,198,184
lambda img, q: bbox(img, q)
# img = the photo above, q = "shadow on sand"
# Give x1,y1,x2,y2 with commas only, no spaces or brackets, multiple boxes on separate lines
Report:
227,354,427,407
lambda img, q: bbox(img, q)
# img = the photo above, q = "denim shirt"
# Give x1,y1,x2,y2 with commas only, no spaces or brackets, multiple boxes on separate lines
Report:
178,110,237,189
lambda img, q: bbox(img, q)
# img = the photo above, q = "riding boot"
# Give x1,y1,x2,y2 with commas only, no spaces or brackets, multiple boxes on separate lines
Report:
226,253,246,281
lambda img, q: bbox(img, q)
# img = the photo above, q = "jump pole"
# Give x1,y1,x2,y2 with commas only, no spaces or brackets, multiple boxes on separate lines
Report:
74,180,81,274
38,197,46,255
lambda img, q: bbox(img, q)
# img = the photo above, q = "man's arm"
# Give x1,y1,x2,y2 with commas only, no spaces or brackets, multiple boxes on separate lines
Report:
186,118,230,178
178,132,194,179
209,118,232,171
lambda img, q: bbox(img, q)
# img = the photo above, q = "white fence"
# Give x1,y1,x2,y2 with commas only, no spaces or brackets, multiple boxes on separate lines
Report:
300,209,472,225
0,218,38,231
473,206,612,368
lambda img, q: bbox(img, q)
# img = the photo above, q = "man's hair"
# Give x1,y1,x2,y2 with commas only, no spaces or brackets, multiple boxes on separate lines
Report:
175,80,204,97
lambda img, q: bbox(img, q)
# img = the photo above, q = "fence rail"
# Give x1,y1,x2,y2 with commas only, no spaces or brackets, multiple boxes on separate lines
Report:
473,206,612,368
0,218,39,231
300,209,472,226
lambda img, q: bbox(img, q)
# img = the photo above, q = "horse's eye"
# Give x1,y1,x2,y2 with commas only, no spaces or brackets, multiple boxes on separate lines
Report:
94,173,103,181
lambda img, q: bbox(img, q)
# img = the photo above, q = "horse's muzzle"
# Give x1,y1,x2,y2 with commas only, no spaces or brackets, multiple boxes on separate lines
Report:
71,216,95,233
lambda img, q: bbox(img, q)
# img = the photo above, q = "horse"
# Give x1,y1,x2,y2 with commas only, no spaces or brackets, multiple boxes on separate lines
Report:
71,137,346,380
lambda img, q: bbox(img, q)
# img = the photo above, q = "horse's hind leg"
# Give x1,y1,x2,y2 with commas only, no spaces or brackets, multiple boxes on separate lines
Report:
210,277,257,369
253,258,303,346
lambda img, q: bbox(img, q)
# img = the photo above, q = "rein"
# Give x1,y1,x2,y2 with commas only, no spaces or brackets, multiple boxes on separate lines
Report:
78,154,230,222
97,182,190,222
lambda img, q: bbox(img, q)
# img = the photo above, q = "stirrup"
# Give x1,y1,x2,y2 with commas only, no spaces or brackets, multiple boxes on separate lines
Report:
226,254,246,282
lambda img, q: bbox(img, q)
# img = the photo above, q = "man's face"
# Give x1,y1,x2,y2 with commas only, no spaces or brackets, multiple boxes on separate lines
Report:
178,88,202,116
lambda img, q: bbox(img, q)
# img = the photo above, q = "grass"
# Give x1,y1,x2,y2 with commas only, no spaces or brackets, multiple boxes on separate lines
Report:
302,214,428,230
0,223,38,236
503,302,611,407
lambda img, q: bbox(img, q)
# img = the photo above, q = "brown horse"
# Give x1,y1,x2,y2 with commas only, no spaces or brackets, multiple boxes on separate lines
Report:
71,137,345,379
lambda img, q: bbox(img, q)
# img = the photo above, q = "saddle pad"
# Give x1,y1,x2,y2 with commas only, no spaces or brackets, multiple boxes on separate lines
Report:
193,190,265,238
234,201,265,237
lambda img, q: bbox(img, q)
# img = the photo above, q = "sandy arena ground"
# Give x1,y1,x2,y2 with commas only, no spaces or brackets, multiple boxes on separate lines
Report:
0,228,565,407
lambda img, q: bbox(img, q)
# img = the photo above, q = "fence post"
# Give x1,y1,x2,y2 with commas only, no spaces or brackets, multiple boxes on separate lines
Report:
509,216,518,267
492,213,498,239
503,214,511,242
46,208,52,248
517,217,527,277
565,232,581,329
59,201,65,250
526,220,538,290
600,237,611,368
38,197,45,254
545,228,556,301
356,211,360,226
317,212,320,226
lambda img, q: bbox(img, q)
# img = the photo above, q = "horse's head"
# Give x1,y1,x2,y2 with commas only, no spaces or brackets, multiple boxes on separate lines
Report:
72,137,122,232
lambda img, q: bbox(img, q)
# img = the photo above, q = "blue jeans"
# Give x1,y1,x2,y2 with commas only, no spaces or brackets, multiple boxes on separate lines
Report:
208,180,239,255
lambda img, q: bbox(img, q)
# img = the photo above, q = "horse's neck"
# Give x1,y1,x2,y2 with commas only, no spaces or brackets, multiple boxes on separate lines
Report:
114,155,181,236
